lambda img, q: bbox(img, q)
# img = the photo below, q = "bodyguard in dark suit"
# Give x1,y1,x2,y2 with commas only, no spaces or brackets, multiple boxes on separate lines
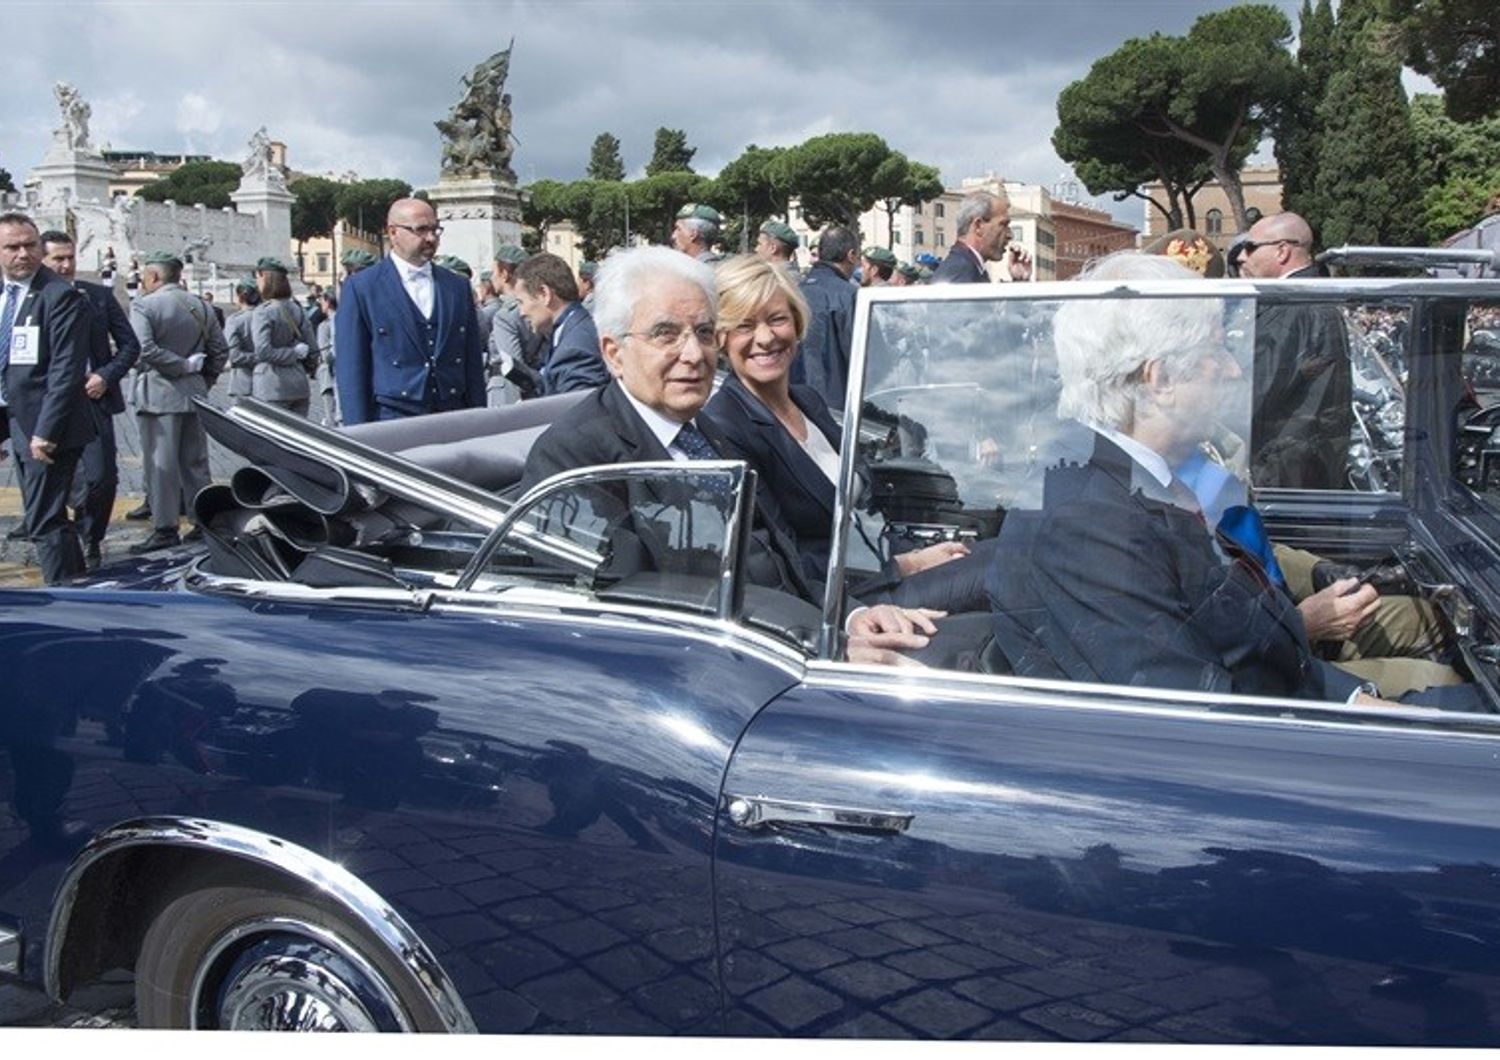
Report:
512,252,609,396
796,226,859,411
335,198,485,424
39,230,140,566
929,189,1032,285
0,214,94,583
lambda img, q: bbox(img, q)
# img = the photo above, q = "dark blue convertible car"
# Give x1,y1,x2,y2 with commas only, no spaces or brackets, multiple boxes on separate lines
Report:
3,275,1500,1042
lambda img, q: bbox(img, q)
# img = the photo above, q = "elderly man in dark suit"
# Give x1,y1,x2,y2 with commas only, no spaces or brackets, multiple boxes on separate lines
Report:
512,252,608,396
521,245,944,665
987,253,1475,709
930,190,1032,285
0,213,95,583
334,198,485,424
38,229,140,568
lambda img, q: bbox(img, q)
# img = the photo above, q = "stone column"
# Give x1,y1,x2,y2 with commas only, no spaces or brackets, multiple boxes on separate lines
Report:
426,176,524,275
230,176,295,265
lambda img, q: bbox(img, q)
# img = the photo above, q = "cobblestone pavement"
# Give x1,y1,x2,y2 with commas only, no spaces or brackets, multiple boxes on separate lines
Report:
0,974,132,1028
0,380,248,587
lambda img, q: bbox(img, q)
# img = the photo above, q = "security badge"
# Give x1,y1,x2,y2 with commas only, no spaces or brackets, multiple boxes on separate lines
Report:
8,319,40,366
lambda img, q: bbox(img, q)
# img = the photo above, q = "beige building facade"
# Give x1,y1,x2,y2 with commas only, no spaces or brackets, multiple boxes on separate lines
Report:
1142,163,1284,249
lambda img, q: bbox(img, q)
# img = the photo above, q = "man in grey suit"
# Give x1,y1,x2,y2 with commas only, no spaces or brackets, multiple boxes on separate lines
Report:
129,250,228,552
0,213,94,583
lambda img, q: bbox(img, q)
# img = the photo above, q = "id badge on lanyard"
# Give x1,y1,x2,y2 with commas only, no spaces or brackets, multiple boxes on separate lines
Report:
8,316,40,367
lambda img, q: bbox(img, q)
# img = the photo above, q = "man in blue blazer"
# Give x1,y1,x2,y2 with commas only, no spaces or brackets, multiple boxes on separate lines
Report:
513,252,609,395
39,230,140,567
334,198,485,424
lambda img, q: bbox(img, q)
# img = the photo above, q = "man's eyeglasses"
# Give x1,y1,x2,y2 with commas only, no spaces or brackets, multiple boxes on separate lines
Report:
623,321,718,351
1240,238,1302,255
390,223,444,238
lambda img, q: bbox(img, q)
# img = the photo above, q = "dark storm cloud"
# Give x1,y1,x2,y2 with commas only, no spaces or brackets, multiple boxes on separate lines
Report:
2,0,1303,214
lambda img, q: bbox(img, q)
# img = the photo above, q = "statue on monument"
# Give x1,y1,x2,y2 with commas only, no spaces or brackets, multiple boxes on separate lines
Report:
435,43,518,183
241,126,288,192
52,82,94,154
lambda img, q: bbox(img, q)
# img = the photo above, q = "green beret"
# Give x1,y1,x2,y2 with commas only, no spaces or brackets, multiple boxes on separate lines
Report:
340,249,377,268
493,244,528,266
255,256,290,274
435,254,473,278
578,260,598,278
862,246,898,268
916,266,934,282
896,262,921,282
676,202,722,225
234,277,258,294
759,220,800,250
143,250,183,268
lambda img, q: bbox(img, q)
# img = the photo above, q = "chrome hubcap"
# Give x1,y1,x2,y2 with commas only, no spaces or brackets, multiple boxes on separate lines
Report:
217,950,379,1031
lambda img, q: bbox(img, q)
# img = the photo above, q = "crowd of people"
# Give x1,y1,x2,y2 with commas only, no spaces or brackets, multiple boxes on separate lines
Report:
0,191,1475,703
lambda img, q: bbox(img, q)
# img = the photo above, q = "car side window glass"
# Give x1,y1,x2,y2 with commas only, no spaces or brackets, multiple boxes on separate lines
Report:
1455,300,1500,498
469,465,743,618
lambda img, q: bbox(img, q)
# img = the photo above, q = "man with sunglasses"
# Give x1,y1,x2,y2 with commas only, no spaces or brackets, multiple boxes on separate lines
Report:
1235,211,1352,489
334,197,485,424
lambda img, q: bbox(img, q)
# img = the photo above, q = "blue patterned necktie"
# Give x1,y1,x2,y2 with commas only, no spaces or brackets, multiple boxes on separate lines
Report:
0,281,21,403
673,421,719,461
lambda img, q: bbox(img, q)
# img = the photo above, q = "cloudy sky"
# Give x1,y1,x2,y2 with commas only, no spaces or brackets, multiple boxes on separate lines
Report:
4,0,1364,225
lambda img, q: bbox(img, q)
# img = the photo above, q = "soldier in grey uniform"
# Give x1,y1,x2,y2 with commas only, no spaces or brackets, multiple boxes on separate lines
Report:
224,277,260,401
129,250,228,552
250,256,316,417
315,289,339,426
756,220,802,279
671,203,725,264
577,260,598,315
486,244,543,406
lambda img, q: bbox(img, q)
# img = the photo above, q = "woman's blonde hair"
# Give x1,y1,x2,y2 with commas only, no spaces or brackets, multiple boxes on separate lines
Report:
714,254,810,340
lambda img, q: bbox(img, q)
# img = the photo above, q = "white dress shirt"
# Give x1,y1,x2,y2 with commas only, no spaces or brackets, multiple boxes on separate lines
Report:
396,258,434,319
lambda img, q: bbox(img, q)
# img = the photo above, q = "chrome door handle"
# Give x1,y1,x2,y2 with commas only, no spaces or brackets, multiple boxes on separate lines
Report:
724,794,913,834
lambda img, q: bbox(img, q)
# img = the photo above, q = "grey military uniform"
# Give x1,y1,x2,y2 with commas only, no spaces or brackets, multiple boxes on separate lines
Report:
315,316,339,425
130,283,229,532
224,308,256,398
485,294,543,407
250,298,316,414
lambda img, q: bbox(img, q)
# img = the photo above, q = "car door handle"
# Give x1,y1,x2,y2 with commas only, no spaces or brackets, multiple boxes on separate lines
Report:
724,794,914,835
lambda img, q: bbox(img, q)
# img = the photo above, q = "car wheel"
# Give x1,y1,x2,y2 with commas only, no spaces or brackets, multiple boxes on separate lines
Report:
134,884,434,1031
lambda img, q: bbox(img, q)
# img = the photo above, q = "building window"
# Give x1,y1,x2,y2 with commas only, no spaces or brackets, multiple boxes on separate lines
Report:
316,253,330,273
934,203,945,218
1206,209,1223,235
937,233,946,247
1010,225,1022,243
1245,207,1263,227
915,229,925,246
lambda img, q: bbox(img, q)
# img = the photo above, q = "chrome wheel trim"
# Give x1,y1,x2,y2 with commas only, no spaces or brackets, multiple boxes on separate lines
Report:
190,916,412,1032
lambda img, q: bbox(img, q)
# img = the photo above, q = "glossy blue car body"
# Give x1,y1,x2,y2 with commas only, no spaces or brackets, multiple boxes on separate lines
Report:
2,276,1500,1041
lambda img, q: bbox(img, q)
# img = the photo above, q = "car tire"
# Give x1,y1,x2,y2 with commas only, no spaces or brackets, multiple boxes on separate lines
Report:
134,883,441,1031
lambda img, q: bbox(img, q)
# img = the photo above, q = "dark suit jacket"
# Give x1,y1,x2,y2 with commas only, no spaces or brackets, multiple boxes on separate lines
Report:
929,243,989,285
987,425,1361,701
796,261,857,411
334,256,485,424
76,279,141,415
2,265,95,450
541,302,609,395
521,381,814,601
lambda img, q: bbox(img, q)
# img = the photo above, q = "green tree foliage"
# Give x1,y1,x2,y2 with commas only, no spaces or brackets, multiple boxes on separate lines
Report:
290,175,342,244
588,132,626,182
1410,93,1500,239
1275,0,1337,221
1385,0,1500,121
334,178,412,234
715,144,789,251
1309,0,1425,246
872,154,944,235
1053,5,1296,230
136,160,243,209
770,132,897,230
645,128,696,176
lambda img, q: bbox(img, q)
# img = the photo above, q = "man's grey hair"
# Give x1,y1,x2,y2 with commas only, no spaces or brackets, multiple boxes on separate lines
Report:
678,216,719,250
592,245,718,341
954,191,1006,238
1054,252,1223,430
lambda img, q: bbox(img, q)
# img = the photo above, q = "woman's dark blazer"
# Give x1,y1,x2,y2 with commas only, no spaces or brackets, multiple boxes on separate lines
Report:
704,373,849,581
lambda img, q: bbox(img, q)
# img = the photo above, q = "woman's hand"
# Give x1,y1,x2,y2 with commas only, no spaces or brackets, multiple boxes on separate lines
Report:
894,540,970,578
